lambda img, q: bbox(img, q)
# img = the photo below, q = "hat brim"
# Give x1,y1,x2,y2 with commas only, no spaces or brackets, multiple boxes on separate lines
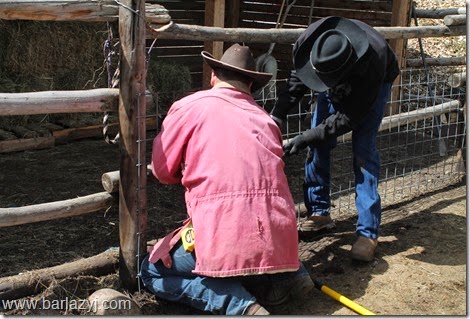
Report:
293,16,370,91
201,51,273,93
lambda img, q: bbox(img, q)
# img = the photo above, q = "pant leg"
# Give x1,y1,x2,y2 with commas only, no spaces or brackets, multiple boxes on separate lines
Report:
241,261,311,295
139,242,256,315
352,82,392,239
303,92,337,216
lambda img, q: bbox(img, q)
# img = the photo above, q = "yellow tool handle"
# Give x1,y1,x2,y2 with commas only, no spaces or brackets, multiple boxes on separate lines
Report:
314,280,375,315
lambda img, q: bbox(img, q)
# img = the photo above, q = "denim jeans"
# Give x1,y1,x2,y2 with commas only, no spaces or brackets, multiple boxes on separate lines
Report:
303,82,392,239
140,241,310,315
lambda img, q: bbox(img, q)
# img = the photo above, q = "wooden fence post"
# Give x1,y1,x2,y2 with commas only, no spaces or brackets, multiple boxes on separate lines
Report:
118,0,148,291
388,0,412,116
202,0,225,89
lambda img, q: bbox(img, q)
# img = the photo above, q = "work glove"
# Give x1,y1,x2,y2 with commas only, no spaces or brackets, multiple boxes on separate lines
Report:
283,128,322,156
283,133,309,156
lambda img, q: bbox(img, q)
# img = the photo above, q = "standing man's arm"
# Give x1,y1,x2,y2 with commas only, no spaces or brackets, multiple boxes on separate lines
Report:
270,71,310,126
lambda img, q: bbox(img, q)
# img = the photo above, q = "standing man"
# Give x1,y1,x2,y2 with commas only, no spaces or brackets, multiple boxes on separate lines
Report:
271,16,399,261
140,44,314,315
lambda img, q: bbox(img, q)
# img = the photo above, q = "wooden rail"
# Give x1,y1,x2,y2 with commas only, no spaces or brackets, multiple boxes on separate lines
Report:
338,100,462,143
0,249,119,300
147,23,466,43
0,89,153,116
0,192,115,228
0,117,158,153
407,56,466,67
443,14,467,26
448,72,466,88
414,7,466,19
0,0,170,23
102,165,156,193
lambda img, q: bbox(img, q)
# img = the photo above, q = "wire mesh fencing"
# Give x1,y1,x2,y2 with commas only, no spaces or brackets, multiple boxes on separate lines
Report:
256,66,466,222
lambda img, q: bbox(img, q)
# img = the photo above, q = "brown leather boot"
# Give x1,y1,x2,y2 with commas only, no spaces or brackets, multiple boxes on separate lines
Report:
351,236,378,261
298,215,336,233
253,274,314,306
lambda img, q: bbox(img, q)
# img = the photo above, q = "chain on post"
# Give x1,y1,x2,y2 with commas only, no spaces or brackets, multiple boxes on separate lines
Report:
103,22,121,145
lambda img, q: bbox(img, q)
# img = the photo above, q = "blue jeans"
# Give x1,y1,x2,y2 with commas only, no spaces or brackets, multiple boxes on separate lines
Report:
140,242,310,315
304,83,392,239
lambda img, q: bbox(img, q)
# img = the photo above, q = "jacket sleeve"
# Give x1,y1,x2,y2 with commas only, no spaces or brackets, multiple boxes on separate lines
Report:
151,103,189,184
271,71,310,121
302,111,353,147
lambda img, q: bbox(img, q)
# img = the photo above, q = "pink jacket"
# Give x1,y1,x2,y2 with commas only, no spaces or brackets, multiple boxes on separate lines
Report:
149,87,300,277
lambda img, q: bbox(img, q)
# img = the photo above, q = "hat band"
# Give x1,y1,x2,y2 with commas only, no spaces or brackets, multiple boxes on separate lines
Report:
309,34,354,75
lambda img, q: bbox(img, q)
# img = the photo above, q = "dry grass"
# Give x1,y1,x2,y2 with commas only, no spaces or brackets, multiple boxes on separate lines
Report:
0,20,109,92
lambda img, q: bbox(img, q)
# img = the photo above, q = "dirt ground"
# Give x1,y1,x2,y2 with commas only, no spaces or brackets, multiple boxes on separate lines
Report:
0,138,466,316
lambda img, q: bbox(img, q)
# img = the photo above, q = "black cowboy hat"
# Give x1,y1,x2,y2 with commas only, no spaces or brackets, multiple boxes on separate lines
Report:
201,43,273,92
293,16,370,92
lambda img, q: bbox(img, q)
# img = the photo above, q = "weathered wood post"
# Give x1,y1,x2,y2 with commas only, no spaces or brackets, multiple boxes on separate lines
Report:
202,0,225,89
388,0,412,116
118,0,148,290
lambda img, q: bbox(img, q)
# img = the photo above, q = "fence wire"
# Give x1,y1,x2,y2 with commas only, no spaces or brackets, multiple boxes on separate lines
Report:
257,66,466,221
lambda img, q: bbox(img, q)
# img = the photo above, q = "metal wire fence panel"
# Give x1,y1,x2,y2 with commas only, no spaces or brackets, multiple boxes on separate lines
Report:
256,66,466,221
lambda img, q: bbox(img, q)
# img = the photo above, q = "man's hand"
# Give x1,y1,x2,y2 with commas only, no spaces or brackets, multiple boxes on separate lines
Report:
283,134,308,156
